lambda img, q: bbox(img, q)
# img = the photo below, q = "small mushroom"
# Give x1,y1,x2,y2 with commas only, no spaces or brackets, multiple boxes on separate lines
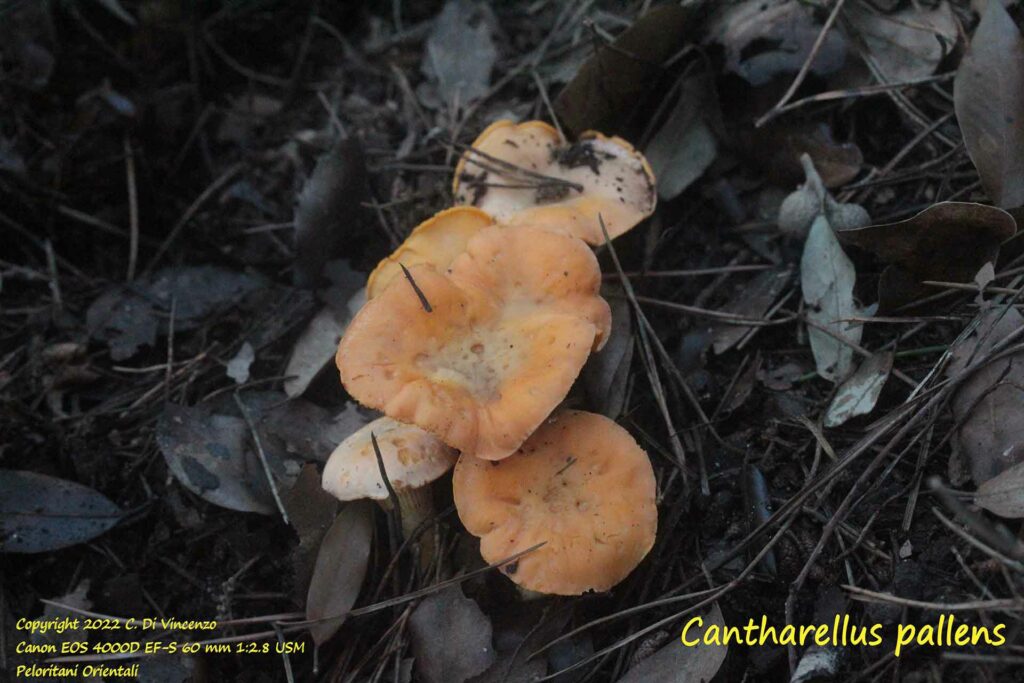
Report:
452,410,657,595
367,206,494,299
322,416,457,543
336,224,611,460
452,120,656,245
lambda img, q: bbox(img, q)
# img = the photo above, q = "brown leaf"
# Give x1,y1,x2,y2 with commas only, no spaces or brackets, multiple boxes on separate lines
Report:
741,121,863,189
954,0,1024,209
554,4,693,135
306,500,374,645
618,602,728,683
948,307,1024,484
837,201,1017,311
409,585,496,683
283,465,337,596
294,139,367,288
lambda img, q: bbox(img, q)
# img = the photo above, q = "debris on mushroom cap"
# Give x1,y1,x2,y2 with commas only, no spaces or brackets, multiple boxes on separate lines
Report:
367,206,494,300
452,120,656,245
452,410,657,595
336,225,612,461
322,416,457,501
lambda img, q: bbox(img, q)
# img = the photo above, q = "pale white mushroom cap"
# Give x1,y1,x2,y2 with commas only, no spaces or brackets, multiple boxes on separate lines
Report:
322,417,458,501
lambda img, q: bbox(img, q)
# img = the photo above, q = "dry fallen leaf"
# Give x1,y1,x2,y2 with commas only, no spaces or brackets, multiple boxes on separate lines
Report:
283,288,365,398
837,202,1016,311
954,0,1024,210
293,139,367,287
423,0,497,108
802,212,865,383
645,74,719,200
846,2,958,82
712,267,793,354
824,351,894,427
0,471,122,553
409,585,496,683
156,403,290,515
948,307,1024,484
306,500,374,645
283,464,338,595
618,602,728,683
976,460,1024,518
554,4,692,135
707,0,847,86
582,290,634,419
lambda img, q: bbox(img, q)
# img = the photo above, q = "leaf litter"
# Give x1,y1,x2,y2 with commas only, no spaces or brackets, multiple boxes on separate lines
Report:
10,1,1024,681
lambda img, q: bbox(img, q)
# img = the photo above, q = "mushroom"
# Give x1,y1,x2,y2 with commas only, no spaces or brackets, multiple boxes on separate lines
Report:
367,206,494,299
322,416,457,544
452,120,656,245
336,224,611,461
452,410,657,595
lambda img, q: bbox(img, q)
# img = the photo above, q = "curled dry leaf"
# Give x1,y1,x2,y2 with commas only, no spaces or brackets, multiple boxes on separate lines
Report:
846,2,958,82
948,307,1024,484
409,585,496,683
837,202,1016,311
306,500,374,645
293,139,367,288
554,4,692,135
706,0,847,86
0,471,122,553
953,0,1024,210
618,602,728,683
976,460,1024,518
824,351,894,427
801,213,865,383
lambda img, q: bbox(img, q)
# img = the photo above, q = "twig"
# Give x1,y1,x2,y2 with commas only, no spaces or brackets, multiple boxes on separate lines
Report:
844,585,1024,612
370,430,404,541
233,393,290,526
143,162,244,276
399,263,433,313
755,0,850,127
124,135,139,281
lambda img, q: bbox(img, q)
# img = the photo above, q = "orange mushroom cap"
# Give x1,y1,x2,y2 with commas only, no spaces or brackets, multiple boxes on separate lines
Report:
336,225,611,461
453,410,657,595
452,120,656,245
366,206,495,300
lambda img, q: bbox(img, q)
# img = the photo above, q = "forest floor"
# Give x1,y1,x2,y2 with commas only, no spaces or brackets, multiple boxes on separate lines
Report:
3,1,1024,681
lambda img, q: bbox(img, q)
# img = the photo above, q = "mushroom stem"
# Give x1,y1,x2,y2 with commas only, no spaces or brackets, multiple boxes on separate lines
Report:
379,486,438,571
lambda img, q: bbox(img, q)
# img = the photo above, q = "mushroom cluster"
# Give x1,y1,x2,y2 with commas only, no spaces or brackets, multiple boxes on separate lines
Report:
324,120,660,596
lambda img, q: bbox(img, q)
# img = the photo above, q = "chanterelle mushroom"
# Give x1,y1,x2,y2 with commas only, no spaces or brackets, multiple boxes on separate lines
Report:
366,206,494,300
336,224,611,461
322,416,456,541
452,120,656,245
453,410,657,595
